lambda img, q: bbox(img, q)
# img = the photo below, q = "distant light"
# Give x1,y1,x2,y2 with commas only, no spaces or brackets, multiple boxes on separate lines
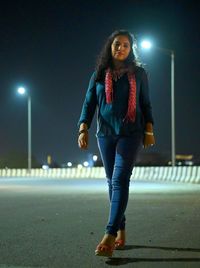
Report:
77,164,83,169
67,162,72,167
93,155,98,161
141,40,152,49
42,165,49,170
17,87,26,95
186,161,193,166
83,161,89,167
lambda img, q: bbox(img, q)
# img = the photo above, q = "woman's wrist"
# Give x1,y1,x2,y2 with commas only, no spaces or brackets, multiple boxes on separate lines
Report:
79,123,88,131
144,131,154,136
78,123,88,136
145,122,153,131
78,129,88,136
145,122,153,134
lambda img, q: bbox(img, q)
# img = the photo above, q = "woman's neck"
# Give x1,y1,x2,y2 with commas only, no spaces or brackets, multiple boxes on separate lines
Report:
112,60,125,70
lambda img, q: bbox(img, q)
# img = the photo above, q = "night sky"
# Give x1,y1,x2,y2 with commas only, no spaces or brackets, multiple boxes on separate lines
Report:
0,0,199,166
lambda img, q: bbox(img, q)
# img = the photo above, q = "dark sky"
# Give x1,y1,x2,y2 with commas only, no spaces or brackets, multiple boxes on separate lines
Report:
0,0,199,165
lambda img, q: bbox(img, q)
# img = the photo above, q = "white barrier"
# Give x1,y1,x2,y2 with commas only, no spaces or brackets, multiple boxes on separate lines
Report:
0,166,200,184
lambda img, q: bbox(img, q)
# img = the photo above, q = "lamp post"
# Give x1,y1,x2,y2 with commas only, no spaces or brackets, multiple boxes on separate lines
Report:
141,41,175,166
17,87,32,172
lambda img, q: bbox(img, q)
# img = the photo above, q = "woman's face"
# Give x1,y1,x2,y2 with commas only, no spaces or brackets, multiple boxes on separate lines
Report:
111,35,131,62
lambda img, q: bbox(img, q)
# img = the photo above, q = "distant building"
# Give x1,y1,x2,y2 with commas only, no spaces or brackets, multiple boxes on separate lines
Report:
175,154,193,166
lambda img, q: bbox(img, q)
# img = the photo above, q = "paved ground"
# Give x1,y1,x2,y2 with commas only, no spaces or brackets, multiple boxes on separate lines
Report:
0,177,200,268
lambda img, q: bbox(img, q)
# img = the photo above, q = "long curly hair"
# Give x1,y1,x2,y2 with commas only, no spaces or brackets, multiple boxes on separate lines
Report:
95,30,141,82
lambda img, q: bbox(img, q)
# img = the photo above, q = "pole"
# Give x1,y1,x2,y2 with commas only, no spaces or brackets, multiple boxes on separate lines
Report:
144,45,176,166
28,95,32,172
171,51,175,166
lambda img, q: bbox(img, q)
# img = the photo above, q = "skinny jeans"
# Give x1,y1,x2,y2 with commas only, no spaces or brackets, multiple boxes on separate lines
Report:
97,133,143,237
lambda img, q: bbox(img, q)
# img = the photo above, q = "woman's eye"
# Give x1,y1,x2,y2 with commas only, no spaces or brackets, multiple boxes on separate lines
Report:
114,43,120,47
113,42,130,49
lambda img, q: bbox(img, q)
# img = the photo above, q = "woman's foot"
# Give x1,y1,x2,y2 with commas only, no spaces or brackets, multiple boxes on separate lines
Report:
115,230,126,250
95,234,116,257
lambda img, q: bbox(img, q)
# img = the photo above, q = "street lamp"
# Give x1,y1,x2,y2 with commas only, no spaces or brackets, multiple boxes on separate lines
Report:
141,41,175,167
17,87,32,172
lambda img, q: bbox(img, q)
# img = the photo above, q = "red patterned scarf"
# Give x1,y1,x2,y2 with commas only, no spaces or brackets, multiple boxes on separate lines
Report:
105,68,136,122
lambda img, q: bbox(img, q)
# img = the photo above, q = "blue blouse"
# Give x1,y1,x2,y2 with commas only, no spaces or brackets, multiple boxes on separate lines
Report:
78,66,154,137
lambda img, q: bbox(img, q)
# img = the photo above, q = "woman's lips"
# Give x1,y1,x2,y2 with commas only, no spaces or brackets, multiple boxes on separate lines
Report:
116,52,124,56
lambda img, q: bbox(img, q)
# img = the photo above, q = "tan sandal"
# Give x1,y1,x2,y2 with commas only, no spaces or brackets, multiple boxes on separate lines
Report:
114,239,125,250
95,243,114,257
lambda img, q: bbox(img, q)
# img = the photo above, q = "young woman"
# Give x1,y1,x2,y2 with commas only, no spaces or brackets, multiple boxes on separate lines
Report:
77,30,155,257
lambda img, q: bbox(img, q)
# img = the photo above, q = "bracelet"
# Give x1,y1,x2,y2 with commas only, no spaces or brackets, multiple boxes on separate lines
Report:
78,129,88,136
145,131,154,136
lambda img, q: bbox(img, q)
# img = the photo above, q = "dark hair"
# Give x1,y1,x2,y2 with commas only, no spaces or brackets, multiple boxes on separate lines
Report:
95,30,141,82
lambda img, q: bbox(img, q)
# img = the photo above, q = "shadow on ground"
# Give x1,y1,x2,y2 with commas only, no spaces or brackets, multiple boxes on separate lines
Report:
105,245,200,266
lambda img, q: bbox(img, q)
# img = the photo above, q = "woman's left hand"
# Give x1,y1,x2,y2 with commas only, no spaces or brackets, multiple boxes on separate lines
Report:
143,133,155,149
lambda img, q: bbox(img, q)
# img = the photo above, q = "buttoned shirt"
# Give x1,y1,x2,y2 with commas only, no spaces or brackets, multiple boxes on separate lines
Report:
78,66,154,137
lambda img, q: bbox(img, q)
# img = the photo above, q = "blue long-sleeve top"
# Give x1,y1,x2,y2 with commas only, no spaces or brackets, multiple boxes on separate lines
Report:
78,66,154,137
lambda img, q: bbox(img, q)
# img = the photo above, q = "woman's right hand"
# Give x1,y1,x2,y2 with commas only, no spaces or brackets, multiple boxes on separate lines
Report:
78,132,89,149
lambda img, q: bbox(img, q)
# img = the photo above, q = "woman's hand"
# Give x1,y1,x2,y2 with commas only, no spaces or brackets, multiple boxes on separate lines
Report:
143,133,155,149
78,132,89,149
143,122,155,149
78,123,88,149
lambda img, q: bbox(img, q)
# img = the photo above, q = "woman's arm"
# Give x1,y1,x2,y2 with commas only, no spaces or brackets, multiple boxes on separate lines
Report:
140,69,154,125
78,72,97,129
77,72,97,149
143,122,155,148
140,69,155,148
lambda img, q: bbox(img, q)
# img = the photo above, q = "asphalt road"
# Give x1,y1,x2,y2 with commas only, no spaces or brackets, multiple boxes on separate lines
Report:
0,177,200,268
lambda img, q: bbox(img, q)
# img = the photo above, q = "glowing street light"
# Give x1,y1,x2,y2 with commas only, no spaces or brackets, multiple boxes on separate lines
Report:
141,40,152,49
17,87,26,95
141,40,175,166
67,162,72,167
83,161,89,167
17,86,32,172
77,164,83,169
93,155,98,162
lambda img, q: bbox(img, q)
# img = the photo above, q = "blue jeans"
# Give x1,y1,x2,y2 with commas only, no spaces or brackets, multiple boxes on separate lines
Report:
97,133,143,237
